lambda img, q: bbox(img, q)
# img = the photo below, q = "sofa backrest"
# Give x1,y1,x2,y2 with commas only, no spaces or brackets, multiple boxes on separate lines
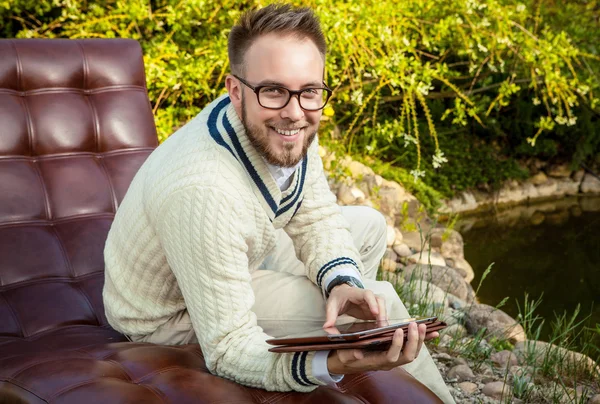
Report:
0,39,158,341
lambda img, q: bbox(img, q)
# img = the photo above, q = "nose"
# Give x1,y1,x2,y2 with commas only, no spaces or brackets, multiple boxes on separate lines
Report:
280,94,305,121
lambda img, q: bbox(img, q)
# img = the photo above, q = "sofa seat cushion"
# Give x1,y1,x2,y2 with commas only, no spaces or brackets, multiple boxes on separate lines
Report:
0,326,440,403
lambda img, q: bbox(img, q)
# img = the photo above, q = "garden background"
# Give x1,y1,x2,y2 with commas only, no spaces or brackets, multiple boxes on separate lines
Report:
3,0,598,212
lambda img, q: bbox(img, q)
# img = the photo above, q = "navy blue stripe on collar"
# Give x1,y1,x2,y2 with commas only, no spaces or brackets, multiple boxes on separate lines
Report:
281,166,301,205
207,97,237,159
276,157,308,217
221,107,278,215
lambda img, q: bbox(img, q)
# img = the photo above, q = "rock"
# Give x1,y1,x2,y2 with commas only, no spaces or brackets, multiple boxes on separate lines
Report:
337,183,357,205
464,304,526,343
457,381,478,394
447,364,475,382
432,352,453,361
444,191,479,213
491,350,519,368
581,173,600,194
556,177,580,196
377,183,415,218
392,243,412,257
393,228,403,245
347,160,374,178
572,169,585,183
402,264,470,301
439,229,464,260
482,381,512,400
498,183,525,204
547,163,571,178
381,249,398,272
440,307,467,327
445,256,475,283
536,177,557,197
401,231,428,252
402,280,448,308
453,357,468,366
590,394,600,404
430,231,443,248
530,171,548,185
386,225,396,247
407,251,447,267
440,323,468,339
513,340,600,375
509,365,534,383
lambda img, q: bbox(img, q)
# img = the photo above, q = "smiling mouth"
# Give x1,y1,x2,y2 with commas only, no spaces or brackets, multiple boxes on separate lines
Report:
271,127,303,137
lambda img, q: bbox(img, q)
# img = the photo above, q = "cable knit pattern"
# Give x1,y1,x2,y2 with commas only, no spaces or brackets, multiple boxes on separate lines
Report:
103,94,364,392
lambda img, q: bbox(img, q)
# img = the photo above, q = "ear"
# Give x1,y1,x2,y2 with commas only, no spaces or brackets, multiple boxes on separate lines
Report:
225,74,242,109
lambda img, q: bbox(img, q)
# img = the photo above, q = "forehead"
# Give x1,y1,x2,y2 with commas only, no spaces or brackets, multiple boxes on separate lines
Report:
243,33,324,86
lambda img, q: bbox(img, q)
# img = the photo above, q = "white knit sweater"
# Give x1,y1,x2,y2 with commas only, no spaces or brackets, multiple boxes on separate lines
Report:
103,94,365,392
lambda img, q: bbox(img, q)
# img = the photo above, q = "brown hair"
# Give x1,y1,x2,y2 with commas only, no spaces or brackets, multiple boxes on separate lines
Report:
228,3,327,75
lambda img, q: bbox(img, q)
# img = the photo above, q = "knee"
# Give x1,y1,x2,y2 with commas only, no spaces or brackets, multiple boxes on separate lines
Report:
362,206,387,244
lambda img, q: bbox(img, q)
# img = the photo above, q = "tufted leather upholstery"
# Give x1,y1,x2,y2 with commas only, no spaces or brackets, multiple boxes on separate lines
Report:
0,38,441,403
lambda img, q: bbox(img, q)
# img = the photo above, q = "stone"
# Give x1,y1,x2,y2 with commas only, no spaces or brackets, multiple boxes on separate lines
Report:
482,381,512,400
447,364,475,382
381,249,398,272
407,252,447,267
392,243,412,257
572,169,585,183
402,264,470,301
491,350,519,368
457,381,478,394
513,340,600,374
439,229,464,260
530,171,548,185
546,163,572,178
590,394,600,404
393,227,403,245
521,182,539,200
446,256,475,283
337,183,357,205
452,357,468,366
440,323,468,339
498,183,525,204
377,182,415,218
430,232,443,248
402,279,448,308
556,177,580,196
386,225,396,247
464,303,526,343
581,173,600,194
401,231,428,252
536,177,557,197
347,160,375,178
509,365,534,383
443,191,479,213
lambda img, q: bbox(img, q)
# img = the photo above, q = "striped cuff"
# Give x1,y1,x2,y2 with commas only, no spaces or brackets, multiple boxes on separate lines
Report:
316,257,360,289
291,351,319,388
322,264,363,293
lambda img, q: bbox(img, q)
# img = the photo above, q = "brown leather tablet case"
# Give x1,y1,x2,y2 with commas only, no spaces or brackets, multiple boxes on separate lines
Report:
268,321,447,353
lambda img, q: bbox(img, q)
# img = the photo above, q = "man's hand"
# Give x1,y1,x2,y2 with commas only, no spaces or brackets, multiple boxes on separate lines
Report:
323,284,387,328
327,322,436,374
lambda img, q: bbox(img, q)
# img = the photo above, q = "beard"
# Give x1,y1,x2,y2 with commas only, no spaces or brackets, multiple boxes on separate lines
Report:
241,98,317,167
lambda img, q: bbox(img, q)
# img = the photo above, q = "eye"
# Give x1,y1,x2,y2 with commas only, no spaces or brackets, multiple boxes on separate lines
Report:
262,87,286,95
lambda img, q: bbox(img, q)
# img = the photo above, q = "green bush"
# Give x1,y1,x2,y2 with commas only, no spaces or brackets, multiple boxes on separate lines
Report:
3,0,598,200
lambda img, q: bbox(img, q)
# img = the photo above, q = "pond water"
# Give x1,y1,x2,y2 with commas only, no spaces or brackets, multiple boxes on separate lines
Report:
457,196,600,343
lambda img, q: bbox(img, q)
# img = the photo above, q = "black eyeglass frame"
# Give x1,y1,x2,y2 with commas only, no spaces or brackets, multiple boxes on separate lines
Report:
233,74,333,111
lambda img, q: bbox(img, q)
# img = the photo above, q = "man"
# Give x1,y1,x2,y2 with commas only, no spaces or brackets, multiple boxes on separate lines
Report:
103,4,453,402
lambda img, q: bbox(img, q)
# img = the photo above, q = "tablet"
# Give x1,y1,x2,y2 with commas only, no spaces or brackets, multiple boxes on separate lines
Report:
265,316,437,345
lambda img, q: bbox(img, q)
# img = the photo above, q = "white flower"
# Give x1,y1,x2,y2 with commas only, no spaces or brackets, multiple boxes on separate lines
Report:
567,117,577,126
533,97,541,106
555,115,567,125
410,169,426,182
517,4,526,12
402,133,418,147
432,150,448,169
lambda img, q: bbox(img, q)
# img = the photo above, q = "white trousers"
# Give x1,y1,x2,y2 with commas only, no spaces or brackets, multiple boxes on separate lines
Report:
252,206,454,403
135,206,454,403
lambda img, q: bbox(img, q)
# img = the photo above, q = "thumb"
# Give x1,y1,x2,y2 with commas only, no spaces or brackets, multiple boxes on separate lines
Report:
323,298,339,328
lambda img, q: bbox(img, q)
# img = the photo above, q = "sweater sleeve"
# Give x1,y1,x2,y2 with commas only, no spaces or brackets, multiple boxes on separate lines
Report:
155,186,325,392
284,149,365,295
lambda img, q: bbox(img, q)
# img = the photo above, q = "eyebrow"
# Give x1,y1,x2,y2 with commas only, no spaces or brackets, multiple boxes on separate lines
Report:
255,79,324,88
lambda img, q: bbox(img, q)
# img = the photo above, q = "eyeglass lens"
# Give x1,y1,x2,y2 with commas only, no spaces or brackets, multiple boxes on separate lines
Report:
258,87,327,110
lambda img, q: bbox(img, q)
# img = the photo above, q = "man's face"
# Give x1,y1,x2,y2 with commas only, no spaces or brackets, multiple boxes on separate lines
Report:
229,34,324,167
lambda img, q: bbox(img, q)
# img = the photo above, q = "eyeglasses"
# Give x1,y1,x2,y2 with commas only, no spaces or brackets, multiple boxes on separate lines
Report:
233,74,332,111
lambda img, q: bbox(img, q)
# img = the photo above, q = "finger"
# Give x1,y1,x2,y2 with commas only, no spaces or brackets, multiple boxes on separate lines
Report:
401,322,419,362
385,327,405,363
415,323,427,357
337,348,364,364
375,295,387,322
323,298,340,328
424,331,439,341
324,326,341,335
363,290,379,318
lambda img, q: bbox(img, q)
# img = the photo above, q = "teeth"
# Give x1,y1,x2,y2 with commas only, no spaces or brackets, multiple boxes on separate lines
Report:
275,128,301,136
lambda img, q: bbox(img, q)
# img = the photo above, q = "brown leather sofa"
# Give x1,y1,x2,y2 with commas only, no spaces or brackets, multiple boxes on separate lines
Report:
0,38,441,403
